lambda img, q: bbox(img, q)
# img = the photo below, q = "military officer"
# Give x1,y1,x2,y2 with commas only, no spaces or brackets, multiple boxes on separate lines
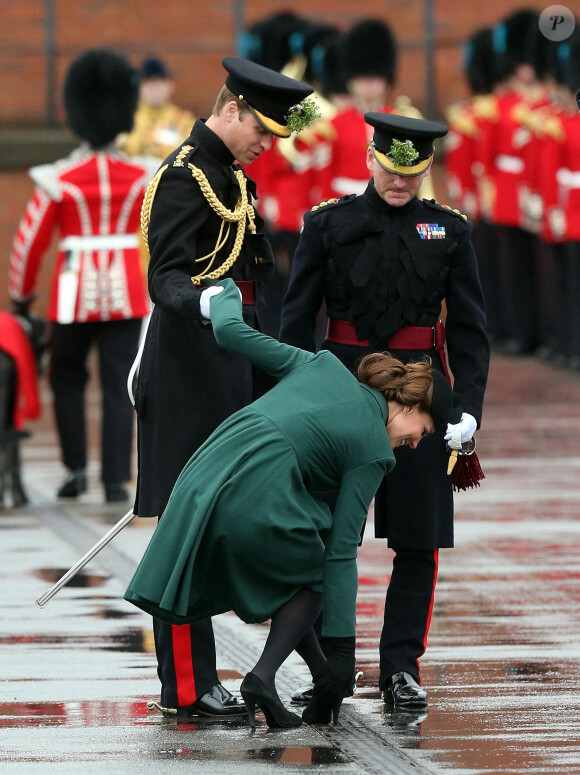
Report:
134,56,314,718
280,113,490,709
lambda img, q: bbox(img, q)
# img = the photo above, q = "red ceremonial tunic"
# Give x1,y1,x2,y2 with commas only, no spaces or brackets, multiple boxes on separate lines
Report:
9,146,153,323
477,87,550,228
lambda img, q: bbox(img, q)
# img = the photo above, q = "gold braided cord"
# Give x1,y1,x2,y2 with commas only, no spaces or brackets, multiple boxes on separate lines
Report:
140,164,168,249
188,164,256,286
194,220,231,276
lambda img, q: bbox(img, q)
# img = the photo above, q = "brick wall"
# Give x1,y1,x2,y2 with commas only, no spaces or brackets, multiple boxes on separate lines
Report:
1,0,550,126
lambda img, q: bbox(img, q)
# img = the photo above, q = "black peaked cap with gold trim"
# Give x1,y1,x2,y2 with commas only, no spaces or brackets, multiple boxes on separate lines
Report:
223,56,313,138
365,112,448,177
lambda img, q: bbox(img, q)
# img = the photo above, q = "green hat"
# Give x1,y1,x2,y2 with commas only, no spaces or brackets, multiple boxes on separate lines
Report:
365,112,448,177
222,56,314,138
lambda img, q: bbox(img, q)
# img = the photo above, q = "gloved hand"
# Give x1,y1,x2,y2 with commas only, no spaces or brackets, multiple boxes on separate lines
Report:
302,636,355,725
444,412,477,449
199,286,224,320
199,283,243,320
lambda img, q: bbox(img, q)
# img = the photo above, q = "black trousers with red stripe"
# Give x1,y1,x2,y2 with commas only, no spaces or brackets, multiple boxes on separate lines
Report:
153,617,218,709
379,549,438,689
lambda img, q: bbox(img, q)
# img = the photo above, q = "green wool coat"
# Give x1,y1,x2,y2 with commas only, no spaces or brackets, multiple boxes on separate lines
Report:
125,280,395,637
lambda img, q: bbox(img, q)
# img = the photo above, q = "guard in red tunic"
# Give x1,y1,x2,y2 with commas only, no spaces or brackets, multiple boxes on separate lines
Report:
477,10,551,355
8,49,154,502
444,28,501,342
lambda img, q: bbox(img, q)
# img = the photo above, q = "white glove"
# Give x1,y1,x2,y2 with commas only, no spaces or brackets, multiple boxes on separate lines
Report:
444,412,477,449
199,286,225,320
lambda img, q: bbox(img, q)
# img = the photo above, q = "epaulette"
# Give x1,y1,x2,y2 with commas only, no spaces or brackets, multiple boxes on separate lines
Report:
393,95,423,121
172,143,196,168
445,106,478,139
472,95,499,121
424,199,469,221
544,115,565,143
310,119,338,142
310,194,355,213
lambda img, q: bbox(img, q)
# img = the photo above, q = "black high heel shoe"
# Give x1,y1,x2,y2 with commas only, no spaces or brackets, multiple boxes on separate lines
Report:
302,693,343,725
240,672,302,729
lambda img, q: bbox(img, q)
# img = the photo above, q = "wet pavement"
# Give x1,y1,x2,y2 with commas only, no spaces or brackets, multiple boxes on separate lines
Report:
1,351,580,774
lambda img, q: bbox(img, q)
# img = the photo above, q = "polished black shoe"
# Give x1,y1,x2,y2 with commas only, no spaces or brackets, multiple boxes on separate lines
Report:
383,672,428,709
57,469,87,498
191,683,247,717
240,672,302,729
104,482,129,503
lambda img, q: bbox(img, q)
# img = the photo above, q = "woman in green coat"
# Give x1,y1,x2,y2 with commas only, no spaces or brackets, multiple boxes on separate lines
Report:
125,279,453,729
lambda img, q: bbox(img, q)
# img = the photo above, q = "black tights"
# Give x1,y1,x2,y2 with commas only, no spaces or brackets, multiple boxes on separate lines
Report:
252,588,326,691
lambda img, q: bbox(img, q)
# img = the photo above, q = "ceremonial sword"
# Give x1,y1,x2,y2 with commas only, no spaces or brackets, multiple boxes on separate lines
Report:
35,508,136,608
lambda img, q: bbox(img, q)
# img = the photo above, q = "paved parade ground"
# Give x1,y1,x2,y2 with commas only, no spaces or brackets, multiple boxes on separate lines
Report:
1,350,580,774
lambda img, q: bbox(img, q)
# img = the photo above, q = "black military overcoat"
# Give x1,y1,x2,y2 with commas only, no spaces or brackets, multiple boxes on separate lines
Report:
280,180,490,549
134,119,274,517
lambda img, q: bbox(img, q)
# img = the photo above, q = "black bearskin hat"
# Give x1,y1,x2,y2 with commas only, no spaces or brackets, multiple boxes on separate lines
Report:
300,22,338,85
565,26,580,94
238,12,305,73
344,19,397,84
320,33,349,99
64,48,139,149
464,28,498,95
492,10,545,81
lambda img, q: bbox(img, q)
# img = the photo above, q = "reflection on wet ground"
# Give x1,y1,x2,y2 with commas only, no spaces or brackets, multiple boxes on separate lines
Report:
34,567,108,587
1,352,580,773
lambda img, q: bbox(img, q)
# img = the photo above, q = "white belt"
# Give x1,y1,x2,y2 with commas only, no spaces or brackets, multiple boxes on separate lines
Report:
59,234,140,251
495,155,524,174
556,168,580,188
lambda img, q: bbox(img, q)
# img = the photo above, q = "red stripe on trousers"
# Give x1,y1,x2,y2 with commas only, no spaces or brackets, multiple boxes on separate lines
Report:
418,549,439,683
172,624,197,706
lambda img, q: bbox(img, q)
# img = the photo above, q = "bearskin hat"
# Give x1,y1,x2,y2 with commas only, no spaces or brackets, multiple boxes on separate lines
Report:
319,33,349,99
344,19,397,84
492,10,545,81
64,48,139,149
464,28,498,95
300,22,339,85
564,26,580,93
238,12,305,73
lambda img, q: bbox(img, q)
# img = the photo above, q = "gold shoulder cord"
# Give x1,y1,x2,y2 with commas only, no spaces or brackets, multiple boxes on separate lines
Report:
139,162,256,286
188,164,256,286
140,164,168,246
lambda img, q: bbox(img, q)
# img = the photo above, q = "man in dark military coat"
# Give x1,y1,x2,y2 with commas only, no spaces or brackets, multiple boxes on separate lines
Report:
134,56,314,718
280,113,490,709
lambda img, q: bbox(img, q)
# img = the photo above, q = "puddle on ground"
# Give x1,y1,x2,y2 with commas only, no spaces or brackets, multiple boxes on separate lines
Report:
0,627,153,653
34,567,108,587
0,701,350,766
149,746,349,764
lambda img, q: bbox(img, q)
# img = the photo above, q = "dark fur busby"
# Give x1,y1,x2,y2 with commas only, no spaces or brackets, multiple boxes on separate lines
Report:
320,33,349,99
564,27,580,94
238,12,304,73
64,48,139,149
464,28,498,95
542,25,580,87
344,19,397,84
492,10,545,81
300,22,339,85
